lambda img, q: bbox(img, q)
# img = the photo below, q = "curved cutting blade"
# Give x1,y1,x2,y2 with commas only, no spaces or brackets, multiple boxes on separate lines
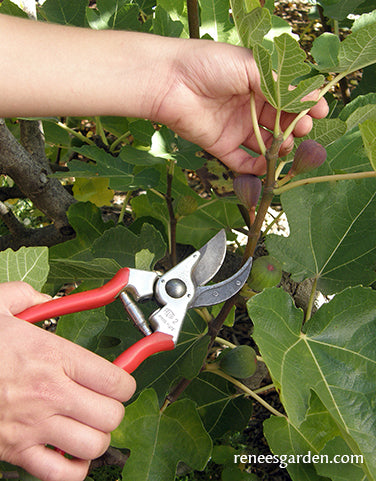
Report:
190,256,253,308
192,229,227,287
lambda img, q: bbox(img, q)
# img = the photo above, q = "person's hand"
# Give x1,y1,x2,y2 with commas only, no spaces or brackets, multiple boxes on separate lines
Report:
152,39,329,175
0,282,136,481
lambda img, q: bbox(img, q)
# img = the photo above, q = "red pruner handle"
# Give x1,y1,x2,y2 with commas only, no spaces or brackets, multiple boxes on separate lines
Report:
16,268,130,324
113,332,175,373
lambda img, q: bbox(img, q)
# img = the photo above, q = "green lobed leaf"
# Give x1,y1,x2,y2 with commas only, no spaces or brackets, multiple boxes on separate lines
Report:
111,389,212,481
295,118,347,149
317,0,369,21
327,128,371,173
109,4,142,31
150,127,205,170
198,0,236,43
253,34,324,113
58,145,162,190
352,64,376,98
152,5,184,37
0,0,29,17
99,116,129,137
56,306,108,351
0,246,49,291
85,0,129,29
48,258,121,284
310,33,340,72
230,0,271,48
39,0,88,26
72,177,114,207
359,119,376,171
157,0,189,37
339,93,376,126
312,21,376,73
266,174,376,294
92,223,166,269
49,202,113,262
264,393,341,481
315,436,367,480
184,371,253,439
248,286,376,480
176,198,244,249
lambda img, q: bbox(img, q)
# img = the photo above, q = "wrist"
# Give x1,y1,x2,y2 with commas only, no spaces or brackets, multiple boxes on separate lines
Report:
111,32,183,121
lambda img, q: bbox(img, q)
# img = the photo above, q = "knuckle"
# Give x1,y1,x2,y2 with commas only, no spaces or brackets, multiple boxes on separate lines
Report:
101,366,132,400
86,432,111,460
44,460,89,481
106,401,125,432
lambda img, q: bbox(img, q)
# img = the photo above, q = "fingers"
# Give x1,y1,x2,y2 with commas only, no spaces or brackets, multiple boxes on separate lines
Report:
62,340,136,402
59,378,125,432
218,147,266,175
0,281,51,315
38,415,111,460
19,445,90,481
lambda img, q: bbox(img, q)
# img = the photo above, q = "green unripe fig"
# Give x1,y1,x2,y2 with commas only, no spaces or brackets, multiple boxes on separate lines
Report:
247,255,282,292
175,195,198,217
218,345,257,379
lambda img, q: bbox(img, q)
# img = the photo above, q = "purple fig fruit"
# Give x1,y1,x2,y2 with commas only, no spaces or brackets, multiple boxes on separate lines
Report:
289,139,327,176
233,174,262,211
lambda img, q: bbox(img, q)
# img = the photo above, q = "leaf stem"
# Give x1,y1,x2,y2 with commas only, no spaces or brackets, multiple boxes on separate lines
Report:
204,365,286,418
250,92,266,156
273,170,376,195
274,109,282,137
304,276,318,324
95,116,109,146
57,122,95,146
109,130,131,153
118,191,132,224
215,336,236,349
263,209,284,236
254,383,275,394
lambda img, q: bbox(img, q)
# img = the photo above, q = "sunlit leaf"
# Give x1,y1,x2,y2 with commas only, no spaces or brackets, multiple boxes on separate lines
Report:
253,34,324,113
39,0,88,26
0,246,49,291
230,0,271,47
73,177,114,207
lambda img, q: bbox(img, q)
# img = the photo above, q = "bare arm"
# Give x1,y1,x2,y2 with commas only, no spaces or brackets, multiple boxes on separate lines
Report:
0,13,328,174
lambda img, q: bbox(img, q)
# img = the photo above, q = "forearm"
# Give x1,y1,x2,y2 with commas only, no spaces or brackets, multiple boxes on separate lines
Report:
0,14,179,119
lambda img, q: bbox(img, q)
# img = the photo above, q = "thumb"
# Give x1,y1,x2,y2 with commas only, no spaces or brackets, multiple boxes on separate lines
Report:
0,281,51,315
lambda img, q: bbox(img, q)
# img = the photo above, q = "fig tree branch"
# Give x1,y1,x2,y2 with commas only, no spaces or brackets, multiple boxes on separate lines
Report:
0,119,75,230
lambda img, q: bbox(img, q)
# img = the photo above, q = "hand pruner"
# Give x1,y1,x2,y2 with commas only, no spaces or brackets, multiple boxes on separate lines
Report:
16,230,252,373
